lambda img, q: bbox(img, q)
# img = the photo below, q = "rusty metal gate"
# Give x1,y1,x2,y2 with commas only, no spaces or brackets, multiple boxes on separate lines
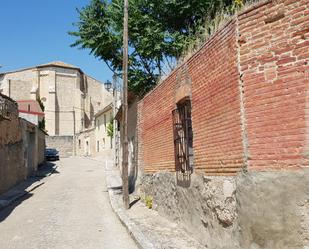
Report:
172,100,193,173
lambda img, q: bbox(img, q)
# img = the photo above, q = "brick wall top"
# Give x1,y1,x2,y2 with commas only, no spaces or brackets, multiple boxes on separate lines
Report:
137,0,309,175
238,0,309,170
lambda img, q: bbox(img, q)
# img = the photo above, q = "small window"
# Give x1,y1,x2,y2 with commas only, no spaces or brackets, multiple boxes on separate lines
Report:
97,119,100,130
104,114,107,131
102,138,105,149
97,140,100,152
172,99,193,173
78,139,81,149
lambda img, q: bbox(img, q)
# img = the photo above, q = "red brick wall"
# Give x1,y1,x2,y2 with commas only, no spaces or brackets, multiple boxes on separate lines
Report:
191,20,244,175
137,0,309,175
138,71,179,173
239,0,309,170
138,20,244,175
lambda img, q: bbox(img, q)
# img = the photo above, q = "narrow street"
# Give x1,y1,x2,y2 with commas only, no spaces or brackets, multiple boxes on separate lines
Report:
0,157,138,249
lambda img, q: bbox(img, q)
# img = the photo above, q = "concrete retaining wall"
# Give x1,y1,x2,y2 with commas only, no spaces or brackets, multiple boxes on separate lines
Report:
237,170,309,249
139,170,309,249
46,136,73,158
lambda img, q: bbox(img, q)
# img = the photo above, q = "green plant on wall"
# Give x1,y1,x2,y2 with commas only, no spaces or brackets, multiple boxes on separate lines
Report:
39,118,45,130
144,196,153,209
37,97,45,130
107,121,114,138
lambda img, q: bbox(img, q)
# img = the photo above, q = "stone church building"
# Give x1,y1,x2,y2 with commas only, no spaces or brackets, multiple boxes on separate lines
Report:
0,61,112,135
0,61,112,156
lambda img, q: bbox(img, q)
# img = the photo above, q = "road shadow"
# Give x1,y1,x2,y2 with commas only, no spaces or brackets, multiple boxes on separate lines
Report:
0,193,33,223
0,161,59,223
108,186,123,195
36,161,59,177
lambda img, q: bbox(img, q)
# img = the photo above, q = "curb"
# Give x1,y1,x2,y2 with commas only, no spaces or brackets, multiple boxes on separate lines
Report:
104,167,155,249
106,187,155,249
0,165,57,211
0,180,45,211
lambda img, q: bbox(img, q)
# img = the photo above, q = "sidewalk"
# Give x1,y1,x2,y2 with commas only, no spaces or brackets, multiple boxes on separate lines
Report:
0,161,58,210
104,162,205,249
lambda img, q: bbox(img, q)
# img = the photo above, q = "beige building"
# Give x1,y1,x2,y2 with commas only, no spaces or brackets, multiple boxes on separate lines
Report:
0,61,113,136
76,127,96,157
94,103,113,159
75,103,114,160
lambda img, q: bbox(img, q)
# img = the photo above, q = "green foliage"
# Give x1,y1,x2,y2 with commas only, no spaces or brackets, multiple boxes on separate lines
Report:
39,118,45,130
144,195,153,209
37,97,45,130
107,121,114,137
37,97,45,112
70,0,237,96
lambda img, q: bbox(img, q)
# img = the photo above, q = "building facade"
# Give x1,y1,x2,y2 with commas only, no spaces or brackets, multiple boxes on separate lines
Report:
94,103,113,159
75,103,114,160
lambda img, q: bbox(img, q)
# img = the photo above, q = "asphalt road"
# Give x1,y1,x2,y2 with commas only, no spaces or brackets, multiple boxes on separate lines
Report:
0,157,138,249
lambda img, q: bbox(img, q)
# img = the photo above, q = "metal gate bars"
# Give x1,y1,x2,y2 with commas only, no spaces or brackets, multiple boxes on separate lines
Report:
172,100,193,174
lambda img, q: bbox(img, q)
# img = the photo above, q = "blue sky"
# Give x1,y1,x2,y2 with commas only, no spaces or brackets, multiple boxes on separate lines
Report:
0,0,113,83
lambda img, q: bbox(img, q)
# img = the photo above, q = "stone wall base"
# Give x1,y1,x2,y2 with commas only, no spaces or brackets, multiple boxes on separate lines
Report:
138,169,309,249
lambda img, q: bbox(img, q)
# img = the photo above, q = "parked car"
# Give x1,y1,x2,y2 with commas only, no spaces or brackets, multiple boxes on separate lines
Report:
45,148,59,161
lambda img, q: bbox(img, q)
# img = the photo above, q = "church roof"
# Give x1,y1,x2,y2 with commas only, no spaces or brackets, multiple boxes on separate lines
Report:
0,61,83,75
37,61,81,71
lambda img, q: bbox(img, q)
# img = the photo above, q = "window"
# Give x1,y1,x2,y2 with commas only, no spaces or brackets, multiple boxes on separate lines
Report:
172,99,193,173
78,139,81,149
104,114,107,131
97,119,100,130
97,140,100,152
102,138,106,149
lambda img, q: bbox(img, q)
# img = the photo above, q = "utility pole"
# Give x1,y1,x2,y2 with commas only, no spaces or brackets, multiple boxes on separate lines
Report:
72,108,76,156
122,0,130,209
112,74,117,166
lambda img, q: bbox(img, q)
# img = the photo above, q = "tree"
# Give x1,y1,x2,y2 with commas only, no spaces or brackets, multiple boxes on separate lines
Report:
69,0,237,96
107,121,114,138
37,97,45,130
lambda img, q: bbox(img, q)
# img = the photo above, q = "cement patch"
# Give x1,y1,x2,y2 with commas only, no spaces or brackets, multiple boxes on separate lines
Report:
237,170,309,249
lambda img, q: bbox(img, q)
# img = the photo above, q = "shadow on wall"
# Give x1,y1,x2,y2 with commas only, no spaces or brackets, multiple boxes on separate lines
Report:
0,161,59,223
128,137,138,194
176,171,191,188
129,165,138,194
55,94,60,135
